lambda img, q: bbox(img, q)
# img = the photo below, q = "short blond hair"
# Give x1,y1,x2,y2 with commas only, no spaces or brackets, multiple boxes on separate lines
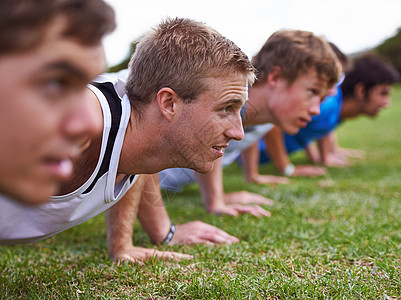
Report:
126,17,255,118
252,30,340,87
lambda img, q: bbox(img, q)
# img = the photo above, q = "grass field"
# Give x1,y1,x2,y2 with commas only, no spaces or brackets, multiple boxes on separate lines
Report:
1,86,401,299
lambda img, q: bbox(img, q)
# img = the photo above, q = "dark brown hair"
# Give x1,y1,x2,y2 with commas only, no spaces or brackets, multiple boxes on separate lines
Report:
341,52,400,97
0,0,115,55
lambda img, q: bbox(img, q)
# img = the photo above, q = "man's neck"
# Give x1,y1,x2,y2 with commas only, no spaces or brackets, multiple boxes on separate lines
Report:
340,96,362,119
243,84,274,127
117,110,171,176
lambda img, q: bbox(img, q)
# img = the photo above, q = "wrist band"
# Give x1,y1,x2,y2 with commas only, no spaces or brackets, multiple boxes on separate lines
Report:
283,163,295,176
162,224,176,244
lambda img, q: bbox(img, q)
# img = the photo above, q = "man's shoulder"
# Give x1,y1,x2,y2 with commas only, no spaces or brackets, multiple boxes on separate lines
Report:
92,70,128,99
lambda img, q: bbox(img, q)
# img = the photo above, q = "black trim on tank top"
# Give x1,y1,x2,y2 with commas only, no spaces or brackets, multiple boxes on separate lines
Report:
83,82,122,194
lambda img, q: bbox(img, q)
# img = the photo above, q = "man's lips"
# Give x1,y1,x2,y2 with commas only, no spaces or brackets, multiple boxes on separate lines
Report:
212,145,227,156
299,117,311,127
40,156,74,181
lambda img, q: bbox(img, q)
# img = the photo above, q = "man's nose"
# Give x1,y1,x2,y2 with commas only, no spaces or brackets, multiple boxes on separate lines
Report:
310,98,321,116
62,91,103,140
225,114,244,141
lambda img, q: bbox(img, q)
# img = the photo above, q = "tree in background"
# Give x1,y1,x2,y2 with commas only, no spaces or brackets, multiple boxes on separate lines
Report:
108,39,140,73
375,27,401,75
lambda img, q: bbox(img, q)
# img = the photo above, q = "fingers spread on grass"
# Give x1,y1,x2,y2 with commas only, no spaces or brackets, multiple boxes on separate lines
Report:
212,206,240,217
227,204,271,218
325,153,353,167
111,246,192,264
224,191,274,206
293,165,327,177
253,174,290,185
170,221,239,245
337,147,366,159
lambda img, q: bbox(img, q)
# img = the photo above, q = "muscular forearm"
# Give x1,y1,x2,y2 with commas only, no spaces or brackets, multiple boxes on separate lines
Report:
305,143,321,164
317,134,332,165
137,173,171,244
240,142,260,182
106,175,145,257
263,126,290,173
106,175,193,263
195,158,225,212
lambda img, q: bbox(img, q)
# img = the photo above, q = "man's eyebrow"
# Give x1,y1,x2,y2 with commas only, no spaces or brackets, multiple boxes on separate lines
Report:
42,61,89,81
221,98,247,107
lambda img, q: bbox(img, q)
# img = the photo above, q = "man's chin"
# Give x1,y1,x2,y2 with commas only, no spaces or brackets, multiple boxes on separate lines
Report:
193,161,214,174
11,182,57,205
284,126,300,135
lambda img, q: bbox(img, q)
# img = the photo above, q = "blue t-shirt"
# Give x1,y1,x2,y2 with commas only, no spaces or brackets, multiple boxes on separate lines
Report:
259,87,343,163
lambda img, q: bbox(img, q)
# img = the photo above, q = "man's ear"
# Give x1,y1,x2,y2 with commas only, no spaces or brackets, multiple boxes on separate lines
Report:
354,82,366,103
266,66,283,87
156,87,180,121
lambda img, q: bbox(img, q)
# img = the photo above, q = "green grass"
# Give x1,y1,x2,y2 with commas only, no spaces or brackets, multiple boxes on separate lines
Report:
2,87,401,299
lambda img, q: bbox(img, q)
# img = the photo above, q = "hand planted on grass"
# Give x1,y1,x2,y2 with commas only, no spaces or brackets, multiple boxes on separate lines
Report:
208,201,271,218
109,246,193,264
324,153,352,167
224,190,274,206
292,165,327,177
245,174,290,185
169,221,239,245
335,147,366,160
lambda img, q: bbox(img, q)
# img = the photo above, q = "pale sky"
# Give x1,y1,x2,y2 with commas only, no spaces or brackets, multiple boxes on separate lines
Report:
103,0,401,67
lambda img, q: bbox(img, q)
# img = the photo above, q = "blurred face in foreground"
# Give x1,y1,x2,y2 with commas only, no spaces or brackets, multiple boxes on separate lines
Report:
269,67,329,135
0,17,106,204
362,84,392,117
167,74,248,173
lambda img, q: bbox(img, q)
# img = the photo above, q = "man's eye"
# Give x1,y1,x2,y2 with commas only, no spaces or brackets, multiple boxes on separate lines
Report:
309,89,318,95
41,78,66,98
45,79,62,90
223,106,233,113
